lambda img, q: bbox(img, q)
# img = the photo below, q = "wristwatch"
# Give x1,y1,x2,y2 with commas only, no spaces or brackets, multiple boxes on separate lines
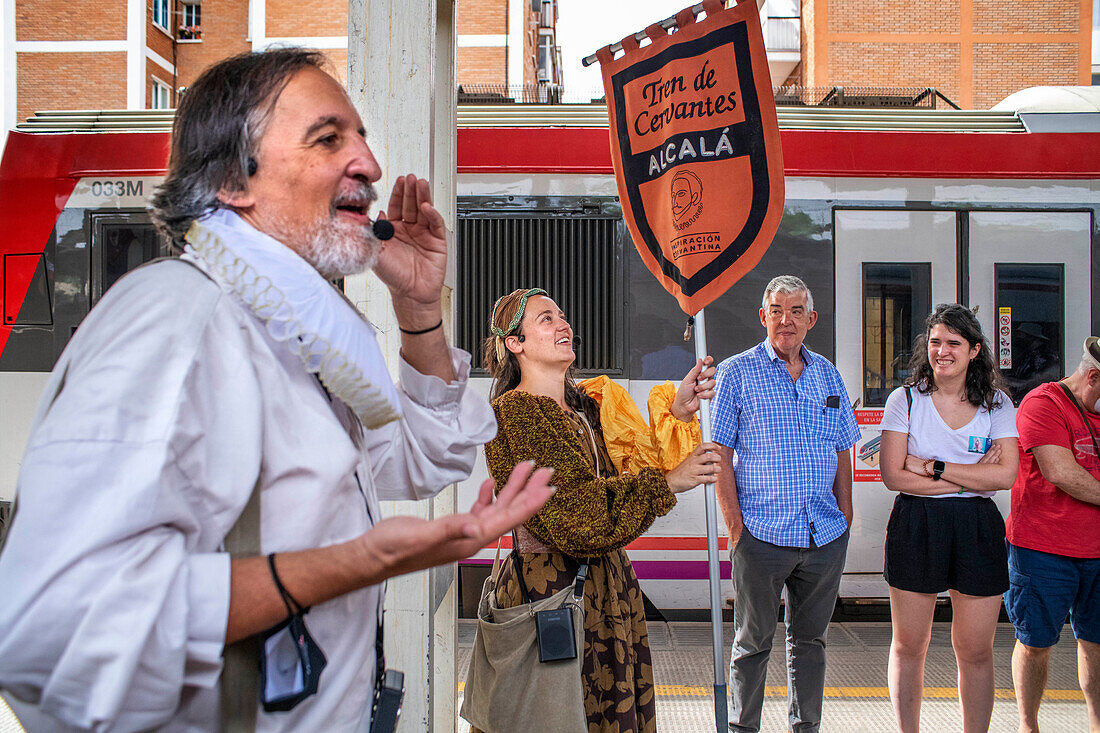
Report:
931,460,946,481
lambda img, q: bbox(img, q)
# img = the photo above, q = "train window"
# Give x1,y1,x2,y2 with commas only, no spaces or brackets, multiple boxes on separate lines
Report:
91,215,162,302
3,253,52,325
455,214,622,374
862,262,931,407
995,263,1064,404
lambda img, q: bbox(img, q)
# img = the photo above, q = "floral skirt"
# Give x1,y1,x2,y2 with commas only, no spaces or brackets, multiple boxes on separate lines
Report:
471,548,656,733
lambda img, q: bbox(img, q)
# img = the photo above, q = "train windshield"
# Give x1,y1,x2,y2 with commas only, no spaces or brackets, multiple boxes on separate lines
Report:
93,217,161,301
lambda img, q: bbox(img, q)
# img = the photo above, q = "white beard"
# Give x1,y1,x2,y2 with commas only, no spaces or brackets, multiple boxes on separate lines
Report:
296,216,380,279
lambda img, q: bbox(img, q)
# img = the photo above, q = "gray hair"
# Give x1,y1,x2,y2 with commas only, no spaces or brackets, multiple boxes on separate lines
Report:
149,48,328,248
761,275,814,312
1079,338,1100,374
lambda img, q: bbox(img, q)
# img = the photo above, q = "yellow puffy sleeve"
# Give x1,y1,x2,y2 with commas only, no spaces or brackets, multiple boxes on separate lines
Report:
577,376,660,474
577,376,701,473
647,381,702,471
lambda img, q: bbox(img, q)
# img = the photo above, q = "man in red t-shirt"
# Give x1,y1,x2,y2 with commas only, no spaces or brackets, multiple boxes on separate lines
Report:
1005,336,1100,733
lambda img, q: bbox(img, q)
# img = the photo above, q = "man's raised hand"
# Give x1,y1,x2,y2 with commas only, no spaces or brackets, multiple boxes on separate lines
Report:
372,174,449,329
354,461,555,581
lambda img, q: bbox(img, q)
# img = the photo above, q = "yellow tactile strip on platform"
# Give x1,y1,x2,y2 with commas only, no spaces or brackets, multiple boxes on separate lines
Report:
455,682,1083,701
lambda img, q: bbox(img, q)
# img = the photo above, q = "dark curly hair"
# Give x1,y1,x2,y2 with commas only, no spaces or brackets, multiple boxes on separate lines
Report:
906,303,1006,410
482,288,600,429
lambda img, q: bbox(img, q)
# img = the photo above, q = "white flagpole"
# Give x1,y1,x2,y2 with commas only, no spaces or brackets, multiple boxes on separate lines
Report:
691,307,728,731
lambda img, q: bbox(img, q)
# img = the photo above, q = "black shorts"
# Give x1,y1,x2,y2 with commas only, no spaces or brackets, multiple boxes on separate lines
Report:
883,493,1008,597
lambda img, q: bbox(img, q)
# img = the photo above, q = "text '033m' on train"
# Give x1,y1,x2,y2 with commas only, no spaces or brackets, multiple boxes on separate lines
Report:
2,90,1098,614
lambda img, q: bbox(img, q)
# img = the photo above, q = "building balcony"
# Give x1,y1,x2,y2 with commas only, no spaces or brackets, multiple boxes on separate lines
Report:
539,0,555,29
764,16,800,85
765,16,799,52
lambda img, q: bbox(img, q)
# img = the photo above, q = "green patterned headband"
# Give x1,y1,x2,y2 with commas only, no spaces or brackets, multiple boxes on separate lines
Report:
490,288,548,338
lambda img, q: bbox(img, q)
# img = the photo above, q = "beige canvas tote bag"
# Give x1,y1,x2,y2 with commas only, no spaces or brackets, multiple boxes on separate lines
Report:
460,540,587,733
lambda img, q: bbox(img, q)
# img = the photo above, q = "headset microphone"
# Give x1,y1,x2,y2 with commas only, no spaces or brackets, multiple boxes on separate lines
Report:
372,218,395,241
573,335,582,347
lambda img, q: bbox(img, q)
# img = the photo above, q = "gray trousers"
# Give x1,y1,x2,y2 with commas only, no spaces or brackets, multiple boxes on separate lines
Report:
728,527,849,733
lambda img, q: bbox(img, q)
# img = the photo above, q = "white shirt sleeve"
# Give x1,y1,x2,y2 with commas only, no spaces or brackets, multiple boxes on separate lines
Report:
364,347,497,501
879,387,910,434
0,267,255,731
989,389,1019,439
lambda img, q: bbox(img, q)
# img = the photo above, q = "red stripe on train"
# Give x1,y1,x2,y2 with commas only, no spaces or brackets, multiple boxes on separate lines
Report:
456,127,1100,179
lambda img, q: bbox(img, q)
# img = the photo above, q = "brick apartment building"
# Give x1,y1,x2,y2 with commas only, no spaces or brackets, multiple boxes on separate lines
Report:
0,0,1095,137
0,0,561,135
786,0,1095,109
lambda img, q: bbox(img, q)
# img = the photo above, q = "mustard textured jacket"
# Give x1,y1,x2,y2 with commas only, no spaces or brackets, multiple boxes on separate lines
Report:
486,389,677,557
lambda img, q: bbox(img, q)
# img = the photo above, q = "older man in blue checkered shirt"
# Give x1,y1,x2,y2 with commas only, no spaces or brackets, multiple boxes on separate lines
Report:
713,275,860,733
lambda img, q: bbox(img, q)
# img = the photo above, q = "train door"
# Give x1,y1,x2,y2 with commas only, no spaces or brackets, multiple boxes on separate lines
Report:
967,211,1092,405
834,210,958,585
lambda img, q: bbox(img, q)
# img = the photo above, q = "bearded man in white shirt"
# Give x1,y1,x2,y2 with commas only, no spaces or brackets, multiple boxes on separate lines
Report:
0,48,553,731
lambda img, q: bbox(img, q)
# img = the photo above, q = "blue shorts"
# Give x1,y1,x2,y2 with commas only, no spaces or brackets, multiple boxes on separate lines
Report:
1004,542,1100,648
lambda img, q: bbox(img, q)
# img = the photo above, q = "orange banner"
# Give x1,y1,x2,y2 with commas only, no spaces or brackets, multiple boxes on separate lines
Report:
595,0,784,315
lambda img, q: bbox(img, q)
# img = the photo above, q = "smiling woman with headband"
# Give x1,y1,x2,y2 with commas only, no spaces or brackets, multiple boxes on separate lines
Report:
465,287,721,733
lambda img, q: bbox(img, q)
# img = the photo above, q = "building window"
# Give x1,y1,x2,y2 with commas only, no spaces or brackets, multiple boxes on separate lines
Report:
179,1,201,38
537,34,554,82
153,0,170,30
182,1,199,26
151,79,171,109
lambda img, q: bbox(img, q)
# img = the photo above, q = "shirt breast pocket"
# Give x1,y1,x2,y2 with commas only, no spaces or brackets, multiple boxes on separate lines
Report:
808,398,842,447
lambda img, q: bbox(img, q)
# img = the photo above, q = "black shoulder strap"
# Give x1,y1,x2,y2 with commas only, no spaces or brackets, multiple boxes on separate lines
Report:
1057,382,1100,459
905,386,912,418
509,530,532,605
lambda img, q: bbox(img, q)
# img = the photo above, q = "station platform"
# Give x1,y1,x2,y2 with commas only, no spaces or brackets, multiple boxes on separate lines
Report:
457,620,1088,731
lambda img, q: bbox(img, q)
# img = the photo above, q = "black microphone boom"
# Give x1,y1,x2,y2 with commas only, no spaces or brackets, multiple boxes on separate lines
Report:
372,219,395,241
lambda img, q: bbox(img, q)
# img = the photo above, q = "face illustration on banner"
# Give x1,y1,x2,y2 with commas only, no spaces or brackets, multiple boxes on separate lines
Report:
671,170,702,228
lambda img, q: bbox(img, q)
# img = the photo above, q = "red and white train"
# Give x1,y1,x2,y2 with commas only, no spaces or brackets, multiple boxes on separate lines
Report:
2,97,1097,611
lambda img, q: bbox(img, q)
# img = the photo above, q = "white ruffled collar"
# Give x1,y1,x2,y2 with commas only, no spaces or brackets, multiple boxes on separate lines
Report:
183,209,402,428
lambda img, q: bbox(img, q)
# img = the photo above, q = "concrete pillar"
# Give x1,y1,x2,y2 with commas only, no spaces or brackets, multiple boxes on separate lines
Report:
126,0,145,109
346,2,458,730
507,0,525,88
248,0,267,49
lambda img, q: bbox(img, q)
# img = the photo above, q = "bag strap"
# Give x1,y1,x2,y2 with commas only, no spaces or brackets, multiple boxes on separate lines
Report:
490,535,506,583
1057,381,1100,459
509,529,588,606
905,386,912,418
509,531,532,605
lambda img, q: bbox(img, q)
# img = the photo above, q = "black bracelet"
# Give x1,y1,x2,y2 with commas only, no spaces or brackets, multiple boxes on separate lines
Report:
398,319,443,335
267,553,307,616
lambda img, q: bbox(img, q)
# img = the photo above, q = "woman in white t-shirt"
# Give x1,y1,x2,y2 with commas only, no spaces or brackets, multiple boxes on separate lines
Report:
879,304,1019,733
